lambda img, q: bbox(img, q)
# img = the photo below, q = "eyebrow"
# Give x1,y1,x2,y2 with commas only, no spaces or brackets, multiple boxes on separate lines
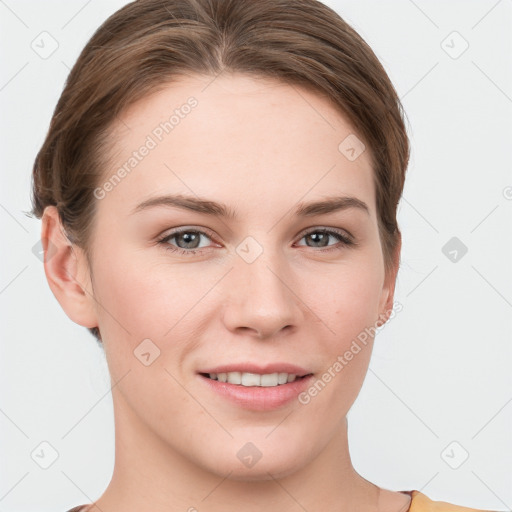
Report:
131,193,369,219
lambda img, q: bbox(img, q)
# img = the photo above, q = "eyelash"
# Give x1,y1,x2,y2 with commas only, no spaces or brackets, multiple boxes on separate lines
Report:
156,227,356,257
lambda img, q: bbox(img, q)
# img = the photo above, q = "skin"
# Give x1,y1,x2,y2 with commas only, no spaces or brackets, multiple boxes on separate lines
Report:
42,73,409,512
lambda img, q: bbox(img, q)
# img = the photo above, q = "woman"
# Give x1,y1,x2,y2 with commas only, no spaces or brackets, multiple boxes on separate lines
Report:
31,0,495,510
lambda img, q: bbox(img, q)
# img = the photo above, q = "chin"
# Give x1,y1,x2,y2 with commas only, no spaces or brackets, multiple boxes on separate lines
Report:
197,438,312,482
209,458,304,482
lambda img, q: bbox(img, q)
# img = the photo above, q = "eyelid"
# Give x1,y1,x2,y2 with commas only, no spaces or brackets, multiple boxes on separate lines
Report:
296,226,354,243
157,225,217,241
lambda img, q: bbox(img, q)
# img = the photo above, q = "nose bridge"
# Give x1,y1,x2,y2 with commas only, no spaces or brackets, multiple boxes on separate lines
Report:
222,234,303,337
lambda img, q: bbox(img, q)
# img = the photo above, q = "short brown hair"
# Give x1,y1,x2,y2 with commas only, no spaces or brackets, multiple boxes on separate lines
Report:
30,0,410,343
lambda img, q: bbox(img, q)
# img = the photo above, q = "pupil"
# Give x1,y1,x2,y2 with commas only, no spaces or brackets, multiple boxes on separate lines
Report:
310,232,328,247
180,232,198,248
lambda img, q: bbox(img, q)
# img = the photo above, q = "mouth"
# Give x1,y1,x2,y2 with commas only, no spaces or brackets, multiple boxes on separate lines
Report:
197,369,315,410
199,371,313,387
196,363,314,410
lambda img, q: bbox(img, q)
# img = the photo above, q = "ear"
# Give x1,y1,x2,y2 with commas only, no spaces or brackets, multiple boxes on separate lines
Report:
41,206,98,330
377,232,401,325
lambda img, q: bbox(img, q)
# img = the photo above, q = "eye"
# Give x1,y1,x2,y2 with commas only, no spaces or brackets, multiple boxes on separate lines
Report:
295,228,355,252
156,228,217,256
156,226,355,257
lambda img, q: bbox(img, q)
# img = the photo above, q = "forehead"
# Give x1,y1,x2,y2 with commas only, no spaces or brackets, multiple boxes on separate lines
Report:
98,73,376,220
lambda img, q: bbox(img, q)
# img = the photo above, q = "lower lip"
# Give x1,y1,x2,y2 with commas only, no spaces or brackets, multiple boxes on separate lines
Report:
198,374,314,411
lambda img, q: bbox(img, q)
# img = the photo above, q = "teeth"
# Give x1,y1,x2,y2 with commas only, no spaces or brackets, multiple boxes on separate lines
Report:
242,372,261,386
208,371,298,386
226,371,241,384
260,373,278,387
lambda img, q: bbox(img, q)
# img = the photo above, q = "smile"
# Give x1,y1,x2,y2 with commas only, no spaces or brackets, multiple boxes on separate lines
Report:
198,371,315,411
203,371,304,387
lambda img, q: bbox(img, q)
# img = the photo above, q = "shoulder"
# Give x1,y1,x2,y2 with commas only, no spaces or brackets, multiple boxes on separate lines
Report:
64,506,90,512
405,490,497,512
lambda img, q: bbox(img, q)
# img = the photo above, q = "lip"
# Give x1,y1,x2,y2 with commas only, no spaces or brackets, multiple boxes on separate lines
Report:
197,362,311,377
197,369,314,411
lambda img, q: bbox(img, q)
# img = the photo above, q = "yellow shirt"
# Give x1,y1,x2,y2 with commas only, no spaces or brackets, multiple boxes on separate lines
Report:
65,490,495,511
404,490,496,511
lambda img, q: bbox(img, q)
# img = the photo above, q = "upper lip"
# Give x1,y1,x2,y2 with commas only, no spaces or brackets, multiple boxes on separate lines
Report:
198,363,311,377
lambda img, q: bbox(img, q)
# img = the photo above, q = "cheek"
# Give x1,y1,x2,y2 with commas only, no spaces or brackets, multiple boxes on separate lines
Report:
93,245,195,330
308,255,385,339
91,246,221,372
300,263,384,414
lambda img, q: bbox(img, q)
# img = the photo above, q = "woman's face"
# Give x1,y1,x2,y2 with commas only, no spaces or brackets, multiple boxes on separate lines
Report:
81,73,398,480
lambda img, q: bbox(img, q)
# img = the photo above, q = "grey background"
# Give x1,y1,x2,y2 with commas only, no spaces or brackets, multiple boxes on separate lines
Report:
1,0,511,510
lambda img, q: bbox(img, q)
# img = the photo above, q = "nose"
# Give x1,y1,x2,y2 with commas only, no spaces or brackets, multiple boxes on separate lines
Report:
221,243,305,340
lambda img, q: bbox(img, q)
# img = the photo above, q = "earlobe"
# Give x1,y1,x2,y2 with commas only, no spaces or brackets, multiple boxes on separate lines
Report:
41,206,98,329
